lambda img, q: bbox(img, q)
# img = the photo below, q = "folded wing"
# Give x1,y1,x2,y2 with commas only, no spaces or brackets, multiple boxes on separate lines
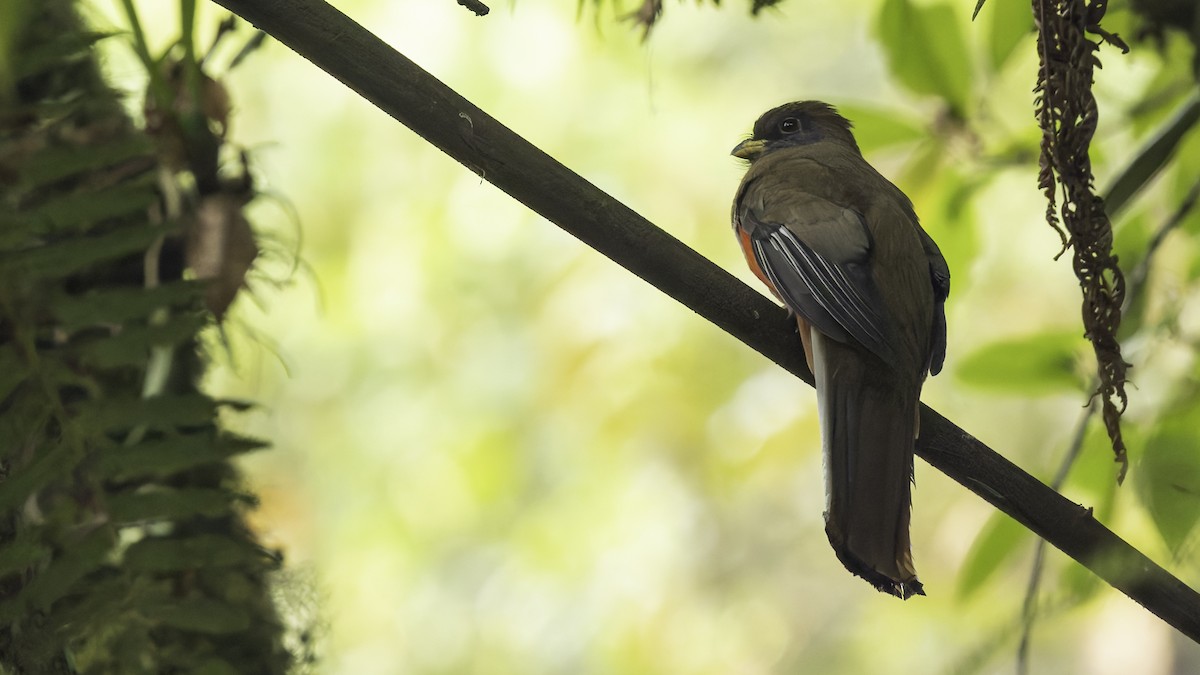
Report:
738,195,895,363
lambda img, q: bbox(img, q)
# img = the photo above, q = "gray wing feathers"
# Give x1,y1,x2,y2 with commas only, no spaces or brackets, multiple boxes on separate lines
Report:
744,206,896,363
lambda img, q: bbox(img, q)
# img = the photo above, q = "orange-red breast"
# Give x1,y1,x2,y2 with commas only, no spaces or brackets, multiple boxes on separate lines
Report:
731,101,949,598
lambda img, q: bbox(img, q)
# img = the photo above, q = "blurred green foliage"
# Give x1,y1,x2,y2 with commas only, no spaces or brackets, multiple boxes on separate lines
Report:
956,331,1086,395
0,1,292,672
70,0,1200,673
877,0,973,118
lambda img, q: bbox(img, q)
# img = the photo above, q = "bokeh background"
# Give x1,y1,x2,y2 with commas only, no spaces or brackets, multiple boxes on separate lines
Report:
86,0,1200,672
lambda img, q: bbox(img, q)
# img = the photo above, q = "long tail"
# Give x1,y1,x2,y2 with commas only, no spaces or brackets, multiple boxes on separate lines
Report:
811,330,923,599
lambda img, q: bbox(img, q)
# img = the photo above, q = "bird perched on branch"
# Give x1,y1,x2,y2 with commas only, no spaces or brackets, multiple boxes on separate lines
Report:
730,101,950,598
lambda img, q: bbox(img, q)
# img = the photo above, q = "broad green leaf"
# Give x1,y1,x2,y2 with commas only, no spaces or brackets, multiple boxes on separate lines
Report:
985,0,1032,71
0,0,34,99
1060,558,1103,605
0,223,165,281
1104,94,1200,217
878,0,937,99
107,487,240,523
0,441,81,512
922,4,974,116
16,135,154,191
1124,32,1195,136
926,170,987,272
956,511,1027,598
898,152,983,296
0,344,27,402
13,31,115,80
1175,130,1200,234
0,530,51,578
39,574,142,643
98,433,267,481
1137,416,1200,554
956,331,1083,395
877,0,973,116
24,528,114,610
75,393,217,434
123,534,264,572
12,179,157,234
1063,421,1126,514
51,280,204,329
77,311,208,369
1112,211,1148,274
0,391,52,463
149,597,251,634
0,528,114,623
836,104,927,154
897,137,946,195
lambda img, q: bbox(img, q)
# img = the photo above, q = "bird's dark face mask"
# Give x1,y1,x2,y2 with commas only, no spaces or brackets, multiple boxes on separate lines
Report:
731,102,859,160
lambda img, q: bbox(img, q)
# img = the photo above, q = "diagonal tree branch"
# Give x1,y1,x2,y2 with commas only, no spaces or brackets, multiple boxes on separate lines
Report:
210,0,1200,642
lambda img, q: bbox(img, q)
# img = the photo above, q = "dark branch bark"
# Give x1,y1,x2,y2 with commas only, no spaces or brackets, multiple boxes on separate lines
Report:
455,0,490,17
210,0,1200,642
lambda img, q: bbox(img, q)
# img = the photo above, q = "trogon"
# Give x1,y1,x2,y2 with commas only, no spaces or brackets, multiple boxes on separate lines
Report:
730,101,950,598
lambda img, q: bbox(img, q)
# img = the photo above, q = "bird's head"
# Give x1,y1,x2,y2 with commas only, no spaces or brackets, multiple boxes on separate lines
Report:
731,100,860,161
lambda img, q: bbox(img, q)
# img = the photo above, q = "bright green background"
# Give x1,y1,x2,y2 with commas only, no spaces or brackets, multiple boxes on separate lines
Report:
89,0,1200,672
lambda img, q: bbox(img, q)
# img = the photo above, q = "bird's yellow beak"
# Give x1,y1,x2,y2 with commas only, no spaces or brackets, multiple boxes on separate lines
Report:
731,138,766,160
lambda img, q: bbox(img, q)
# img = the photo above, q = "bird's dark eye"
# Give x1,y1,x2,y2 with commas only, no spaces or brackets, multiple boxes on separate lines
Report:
779,117,801,133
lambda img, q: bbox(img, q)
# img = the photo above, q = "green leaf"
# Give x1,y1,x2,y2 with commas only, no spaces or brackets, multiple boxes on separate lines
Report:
149,597,251,634
877,0,973,116
0,223,166,281
922,4,973,115
24,527,115,610
985,0,1032,71
107,487,239,524
123,534,264,572
98,433,267,482
75,393,217,434
0,527,114,623
897,137,946,195
0,389,53,463
956,331,1083,395
51,280,204,329
956,512,1027,598
1104,94,1200,217
1137,415,1200,554
1063,421,1124,515
0,440,83,512
13,31,115,80
40,575,150,650
16,135,154,191
0,530,51,578
0,344,27,402
8,178,158,235
1060,559,1102,604
0,0,34,98
77,311,208,369
1174,133,1200,235
836,104,927,154
930,170,987,270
